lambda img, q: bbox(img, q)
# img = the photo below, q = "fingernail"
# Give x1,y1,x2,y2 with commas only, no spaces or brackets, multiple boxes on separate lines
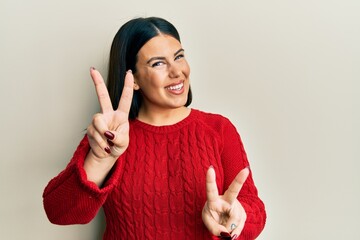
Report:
209,165,214,169
219,237,231,240
104,146,111,154
231,234,238,240
127,69,132,73
104,131,115,140
107,139,114,146
90,66,95,71
220,232,231,237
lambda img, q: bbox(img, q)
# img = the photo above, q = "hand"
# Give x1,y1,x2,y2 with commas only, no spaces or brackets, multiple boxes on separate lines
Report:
86,67,134,161
202,166,250,239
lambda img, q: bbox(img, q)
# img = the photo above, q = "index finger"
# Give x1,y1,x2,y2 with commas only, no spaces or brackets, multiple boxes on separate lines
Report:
206,166,220,203
90,67,113,113
223,167,250,204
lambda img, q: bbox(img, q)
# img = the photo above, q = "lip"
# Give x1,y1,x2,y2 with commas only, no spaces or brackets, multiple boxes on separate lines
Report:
164,80,184,88
165,81,185,95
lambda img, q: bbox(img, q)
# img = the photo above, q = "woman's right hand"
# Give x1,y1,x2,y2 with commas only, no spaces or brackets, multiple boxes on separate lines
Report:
84,67,134,185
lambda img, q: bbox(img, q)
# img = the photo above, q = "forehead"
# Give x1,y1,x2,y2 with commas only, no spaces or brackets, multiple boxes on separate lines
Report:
137,34,182,59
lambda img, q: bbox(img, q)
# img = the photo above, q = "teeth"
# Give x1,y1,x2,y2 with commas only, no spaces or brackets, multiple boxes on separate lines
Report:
167,83,183,91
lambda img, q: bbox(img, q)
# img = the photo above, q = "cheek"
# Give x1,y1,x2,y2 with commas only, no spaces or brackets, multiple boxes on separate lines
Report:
145,71,167,88
184,62,190,77
137,69,157,87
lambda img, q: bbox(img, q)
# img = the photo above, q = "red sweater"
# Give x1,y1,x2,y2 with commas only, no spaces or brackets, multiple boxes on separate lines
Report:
43,109,266,239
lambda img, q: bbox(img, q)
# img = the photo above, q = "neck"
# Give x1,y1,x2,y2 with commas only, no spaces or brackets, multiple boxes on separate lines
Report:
137,106,191,126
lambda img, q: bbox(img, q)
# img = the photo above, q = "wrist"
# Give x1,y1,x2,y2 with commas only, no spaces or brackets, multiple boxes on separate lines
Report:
83,150,117,186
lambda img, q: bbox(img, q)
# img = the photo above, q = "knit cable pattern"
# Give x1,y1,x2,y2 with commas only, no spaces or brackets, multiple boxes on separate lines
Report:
43,109,266,239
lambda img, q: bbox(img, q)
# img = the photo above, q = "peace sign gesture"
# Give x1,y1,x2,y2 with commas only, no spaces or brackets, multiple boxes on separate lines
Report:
84,67,134,186
202,166,250,239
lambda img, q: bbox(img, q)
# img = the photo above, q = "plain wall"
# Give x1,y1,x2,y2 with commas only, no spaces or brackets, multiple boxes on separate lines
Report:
1,0,359,239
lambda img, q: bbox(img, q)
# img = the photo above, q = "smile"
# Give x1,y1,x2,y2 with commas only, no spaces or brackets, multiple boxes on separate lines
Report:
165,82,184,91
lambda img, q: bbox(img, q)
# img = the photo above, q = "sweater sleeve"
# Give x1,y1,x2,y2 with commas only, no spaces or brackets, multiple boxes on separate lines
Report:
220,119,266,239
42,135,123,225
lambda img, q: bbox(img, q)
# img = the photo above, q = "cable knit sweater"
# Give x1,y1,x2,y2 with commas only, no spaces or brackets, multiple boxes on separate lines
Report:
43,109,266,239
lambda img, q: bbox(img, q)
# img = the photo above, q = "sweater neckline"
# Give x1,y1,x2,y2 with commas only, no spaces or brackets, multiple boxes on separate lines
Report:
131,108,198,133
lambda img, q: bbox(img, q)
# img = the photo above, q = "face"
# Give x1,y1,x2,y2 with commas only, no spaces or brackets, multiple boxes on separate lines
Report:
134,34,190,112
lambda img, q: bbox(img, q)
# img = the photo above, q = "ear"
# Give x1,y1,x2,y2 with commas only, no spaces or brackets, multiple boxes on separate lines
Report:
133,76,140,90
133,83,140,90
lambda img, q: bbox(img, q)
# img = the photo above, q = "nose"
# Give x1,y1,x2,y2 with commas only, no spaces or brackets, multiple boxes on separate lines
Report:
168,63,181,78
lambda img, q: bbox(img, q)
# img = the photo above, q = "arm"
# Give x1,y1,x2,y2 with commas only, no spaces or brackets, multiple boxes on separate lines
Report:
42,136,124,225
43,68,134,225
221,119,266,239
202,117,266,239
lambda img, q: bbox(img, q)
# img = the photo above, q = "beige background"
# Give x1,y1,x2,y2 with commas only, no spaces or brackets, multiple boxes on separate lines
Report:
1,0,359,239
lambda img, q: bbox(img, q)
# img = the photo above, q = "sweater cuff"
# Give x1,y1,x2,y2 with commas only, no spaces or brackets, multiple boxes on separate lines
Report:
73,135,123,197
239,200,266,239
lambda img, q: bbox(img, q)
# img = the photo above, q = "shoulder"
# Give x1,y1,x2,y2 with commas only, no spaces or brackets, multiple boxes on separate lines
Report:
192,109,242,152
192,109,237,134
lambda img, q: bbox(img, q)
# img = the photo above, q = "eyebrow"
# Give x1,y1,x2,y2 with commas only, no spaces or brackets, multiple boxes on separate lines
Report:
146,48,185,64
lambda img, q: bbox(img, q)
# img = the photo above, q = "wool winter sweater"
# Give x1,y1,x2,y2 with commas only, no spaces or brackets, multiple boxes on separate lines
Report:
43,109,266,239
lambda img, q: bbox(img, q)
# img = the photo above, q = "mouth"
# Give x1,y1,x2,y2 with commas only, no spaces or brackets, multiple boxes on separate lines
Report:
165,82,184,93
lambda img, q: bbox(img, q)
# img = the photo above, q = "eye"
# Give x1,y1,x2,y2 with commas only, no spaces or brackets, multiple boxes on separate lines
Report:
151,61,165,67
175,54,184,61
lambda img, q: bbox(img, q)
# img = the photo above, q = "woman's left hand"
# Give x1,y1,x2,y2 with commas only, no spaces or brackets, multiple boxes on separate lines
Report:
202,166,250,239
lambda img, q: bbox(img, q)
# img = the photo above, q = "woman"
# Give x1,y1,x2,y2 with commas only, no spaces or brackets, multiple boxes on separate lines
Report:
43,17,266,239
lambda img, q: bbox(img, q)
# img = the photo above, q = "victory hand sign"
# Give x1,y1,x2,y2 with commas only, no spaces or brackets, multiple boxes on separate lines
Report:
202,167,250,239
84,67,134,186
